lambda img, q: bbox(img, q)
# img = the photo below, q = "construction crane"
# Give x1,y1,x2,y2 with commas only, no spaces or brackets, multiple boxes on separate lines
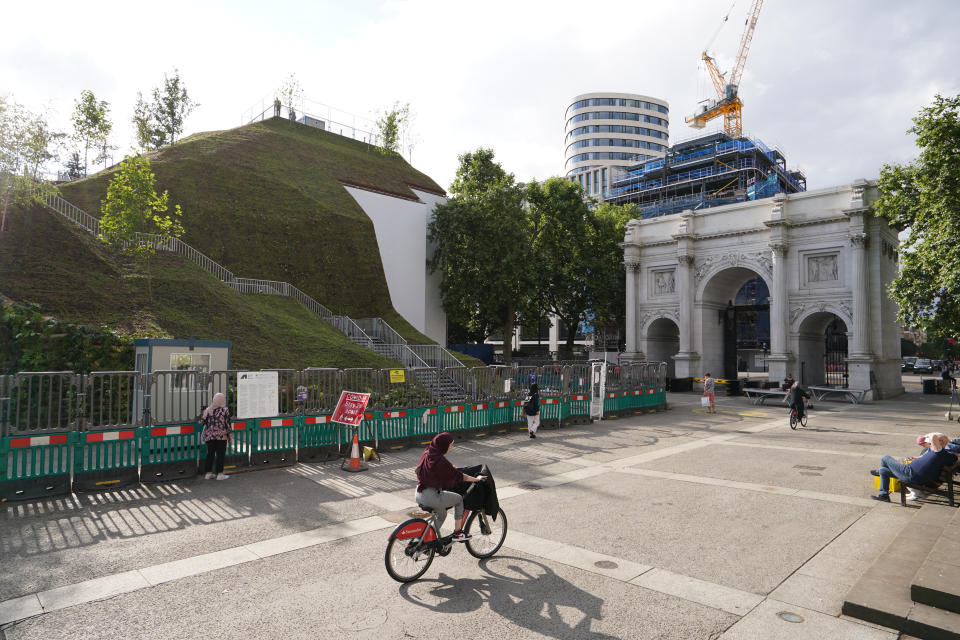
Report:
685,0,763,138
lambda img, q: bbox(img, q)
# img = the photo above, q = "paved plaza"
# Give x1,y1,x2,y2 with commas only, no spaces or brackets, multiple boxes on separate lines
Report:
0,386,954,639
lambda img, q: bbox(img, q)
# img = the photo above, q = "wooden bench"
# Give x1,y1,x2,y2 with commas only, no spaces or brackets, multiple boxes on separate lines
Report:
899,461,960,507
743,388,788,405
808,386,868,404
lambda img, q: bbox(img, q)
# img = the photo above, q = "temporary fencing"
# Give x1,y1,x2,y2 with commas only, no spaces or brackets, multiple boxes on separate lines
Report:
0,362,667,500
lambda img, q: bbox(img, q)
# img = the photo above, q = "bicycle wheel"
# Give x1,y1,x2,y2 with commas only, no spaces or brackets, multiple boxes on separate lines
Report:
464,508,507,559
789,410,798,430
385,518,436,583
799,413,808,427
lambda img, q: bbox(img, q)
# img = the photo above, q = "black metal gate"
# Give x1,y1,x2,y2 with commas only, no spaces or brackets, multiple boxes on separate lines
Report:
824,318,848,388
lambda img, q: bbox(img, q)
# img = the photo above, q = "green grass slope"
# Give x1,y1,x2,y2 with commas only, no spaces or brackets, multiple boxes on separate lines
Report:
0,204,400,370
59,117,445,343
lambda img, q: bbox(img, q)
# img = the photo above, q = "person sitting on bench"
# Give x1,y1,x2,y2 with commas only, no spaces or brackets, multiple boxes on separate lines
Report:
942,366,957,390
871,433,957,502
781,374,795,392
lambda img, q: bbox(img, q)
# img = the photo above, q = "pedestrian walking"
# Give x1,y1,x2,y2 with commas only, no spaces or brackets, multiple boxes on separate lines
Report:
201,392,232,480
703,372,716,413
525,383,541,438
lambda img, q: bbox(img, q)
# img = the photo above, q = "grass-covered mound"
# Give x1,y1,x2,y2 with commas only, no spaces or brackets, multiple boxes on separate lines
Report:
59,117,444,344
0,203,400,370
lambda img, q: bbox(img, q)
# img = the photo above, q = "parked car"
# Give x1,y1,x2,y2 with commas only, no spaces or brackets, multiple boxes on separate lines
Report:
902,357,917,371
932,360,944,372
914,358,933,374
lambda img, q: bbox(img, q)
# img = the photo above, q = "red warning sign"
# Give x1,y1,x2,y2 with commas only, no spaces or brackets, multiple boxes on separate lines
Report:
331,391,371,426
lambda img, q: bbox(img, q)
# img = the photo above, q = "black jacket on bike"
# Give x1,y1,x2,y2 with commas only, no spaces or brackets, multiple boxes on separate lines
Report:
787,385,810,419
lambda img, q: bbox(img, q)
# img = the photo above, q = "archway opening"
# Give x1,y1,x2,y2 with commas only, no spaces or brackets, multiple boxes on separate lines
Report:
647,317,679,378
797,313,848,387
699,267,770,380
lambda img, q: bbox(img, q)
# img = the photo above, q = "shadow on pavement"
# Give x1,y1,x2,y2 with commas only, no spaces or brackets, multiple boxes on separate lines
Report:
399,556,618,640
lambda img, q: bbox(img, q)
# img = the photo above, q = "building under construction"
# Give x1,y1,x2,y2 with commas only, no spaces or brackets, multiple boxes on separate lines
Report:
606,131,806,218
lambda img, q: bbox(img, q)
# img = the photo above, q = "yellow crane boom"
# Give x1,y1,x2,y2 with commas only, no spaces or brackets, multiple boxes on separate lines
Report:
685,0,764,138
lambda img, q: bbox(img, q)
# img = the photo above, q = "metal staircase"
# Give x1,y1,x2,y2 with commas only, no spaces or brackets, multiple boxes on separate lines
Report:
42,193,466,373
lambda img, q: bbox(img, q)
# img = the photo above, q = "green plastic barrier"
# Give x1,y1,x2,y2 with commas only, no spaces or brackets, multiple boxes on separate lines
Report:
467,403,491,430
141,424,200,482
220,419,253,473
409,407,441,446
298,414,338,461
252,417,297,467
441,404,469,434
539,397,561,423
73,428,139,491
0,432,75,501
377,410,410,444
568,393,591,417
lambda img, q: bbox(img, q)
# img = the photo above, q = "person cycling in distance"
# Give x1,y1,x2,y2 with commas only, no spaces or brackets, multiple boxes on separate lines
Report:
415,432,487,542
785,380,810,423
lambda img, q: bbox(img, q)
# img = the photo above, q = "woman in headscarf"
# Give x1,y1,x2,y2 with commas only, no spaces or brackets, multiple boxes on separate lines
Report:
415,432,486,541
201,393,232,480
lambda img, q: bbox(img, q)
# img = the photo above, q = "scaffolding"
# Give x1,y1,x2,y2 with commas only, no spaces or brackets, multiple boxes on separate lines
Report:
607,131,806,219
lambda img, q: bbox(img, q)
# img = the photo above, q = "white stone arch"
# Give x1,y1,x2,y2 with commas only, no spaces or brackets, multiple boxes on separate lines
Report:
789,303,853,335
639,309,680,378
693,253,773,302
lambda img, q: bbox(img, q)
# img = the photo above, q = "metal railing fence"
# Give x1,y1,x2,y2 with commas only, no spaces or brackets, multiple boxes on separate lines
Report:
0,362,668,435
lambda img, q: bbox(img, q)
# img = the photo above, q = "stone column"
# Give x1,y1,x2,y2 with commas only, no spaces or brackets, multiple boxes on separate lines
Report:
624,261,638,354
849,232,871,357
769,243,789,357
673,253,699,377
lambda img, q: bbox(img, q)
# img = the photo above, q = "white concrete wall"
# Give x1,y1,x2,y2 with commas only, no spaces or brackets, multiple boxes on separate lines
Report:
342,185,447,344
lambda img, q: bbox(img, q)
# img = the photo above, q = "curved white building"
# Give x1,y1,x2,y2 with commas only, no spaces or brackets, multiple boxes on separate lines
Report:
564,92,669,199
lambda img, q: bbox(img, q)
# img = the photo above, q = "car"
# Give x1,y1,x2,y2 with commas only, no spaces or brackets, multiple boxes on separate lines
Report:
932,360,944,371
914,358,933,374
902,357,917,371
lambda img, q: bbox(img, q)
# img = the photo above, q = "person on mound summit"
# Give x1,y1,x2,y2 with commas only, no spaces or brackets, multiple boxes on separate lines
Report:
415,432,487,541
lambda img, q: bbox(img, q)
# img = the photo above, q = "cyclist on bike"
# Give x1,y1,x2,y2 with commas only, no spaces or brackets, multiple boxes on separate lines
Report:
415,432,486,542
785,380,810,423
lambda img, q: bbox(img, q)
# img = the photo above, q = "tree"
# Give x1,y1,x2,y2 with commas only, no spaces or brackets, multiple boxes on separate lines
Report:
99,154,184,252
525,180,637,354
132,69,198,150
64,151,85,180
0,96,63,233
71,89,112,175
428,149,532,363
875,93,960,338
376,102,411,155
279,74,302,120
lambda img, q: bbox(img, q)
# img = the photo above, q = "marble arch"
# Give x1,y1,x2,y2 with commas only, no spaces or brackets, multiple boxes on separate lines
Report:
622,180,903,400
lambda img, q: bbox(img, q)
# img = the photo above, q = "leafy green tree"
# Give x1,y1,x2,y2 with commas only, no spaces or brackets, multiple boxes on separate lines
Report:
71,89,112,175
376,102,411,155
428,149,532,363
99,154,184,252
132,69,198,149
64,151,85,180
525,181,637,353
0,96,63,233
875,93,960,338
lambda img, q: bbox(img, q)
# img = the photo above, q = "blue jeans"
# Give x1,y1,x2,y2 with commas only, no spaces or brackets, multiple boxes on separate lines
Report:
877,455,920,494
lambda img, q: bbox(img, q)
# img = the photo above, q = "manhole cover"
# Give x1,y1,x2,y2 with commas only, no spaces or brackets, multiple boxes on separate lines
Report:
777,611,804,623
594,560,618,569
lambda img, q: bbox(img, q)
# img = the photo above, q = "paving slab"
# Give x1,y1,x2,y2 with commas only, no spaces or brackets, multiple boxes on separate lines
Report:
719,598,896,639
2,529,739,640
504,471,866,594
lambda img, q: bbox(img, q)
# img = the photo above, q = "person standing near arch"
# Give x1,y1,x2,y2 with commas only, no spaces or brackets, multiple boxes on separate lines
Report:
703,372,716,414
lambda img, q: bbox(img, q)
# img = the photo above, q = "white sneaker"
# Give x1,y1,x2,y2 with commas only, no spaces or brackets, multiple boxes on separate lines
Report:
906,489,926,501
204,472,215,480
216,473,229,480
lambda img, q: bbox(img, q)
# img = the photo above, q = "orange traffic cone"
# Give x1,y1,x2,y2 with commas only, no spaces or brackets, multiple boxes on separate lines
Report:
341,432,368,472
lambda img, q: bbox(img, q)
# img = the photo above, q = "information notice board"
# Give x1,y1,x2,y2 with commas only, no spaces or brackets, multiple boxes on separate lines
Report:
237,371,279,419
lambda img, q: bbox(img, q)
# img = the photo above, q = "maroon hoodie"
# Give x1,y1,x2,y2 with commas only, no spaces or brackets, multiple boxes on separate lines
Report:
416,432,463,492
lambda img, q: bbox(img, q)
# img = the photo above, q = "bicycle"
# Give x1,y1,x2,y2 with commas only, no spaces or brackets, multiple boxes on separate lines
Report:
384,503,508,583
789,405,808,430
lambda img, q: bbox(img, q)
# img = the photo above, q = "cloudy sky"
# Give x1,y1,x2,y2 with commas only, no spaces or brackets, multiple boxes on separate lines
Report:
3,0,958,192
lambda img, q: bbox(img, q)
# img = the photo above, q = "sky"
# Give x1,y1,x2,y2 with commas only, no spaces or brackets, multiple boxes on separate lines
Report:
3,0,959,192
